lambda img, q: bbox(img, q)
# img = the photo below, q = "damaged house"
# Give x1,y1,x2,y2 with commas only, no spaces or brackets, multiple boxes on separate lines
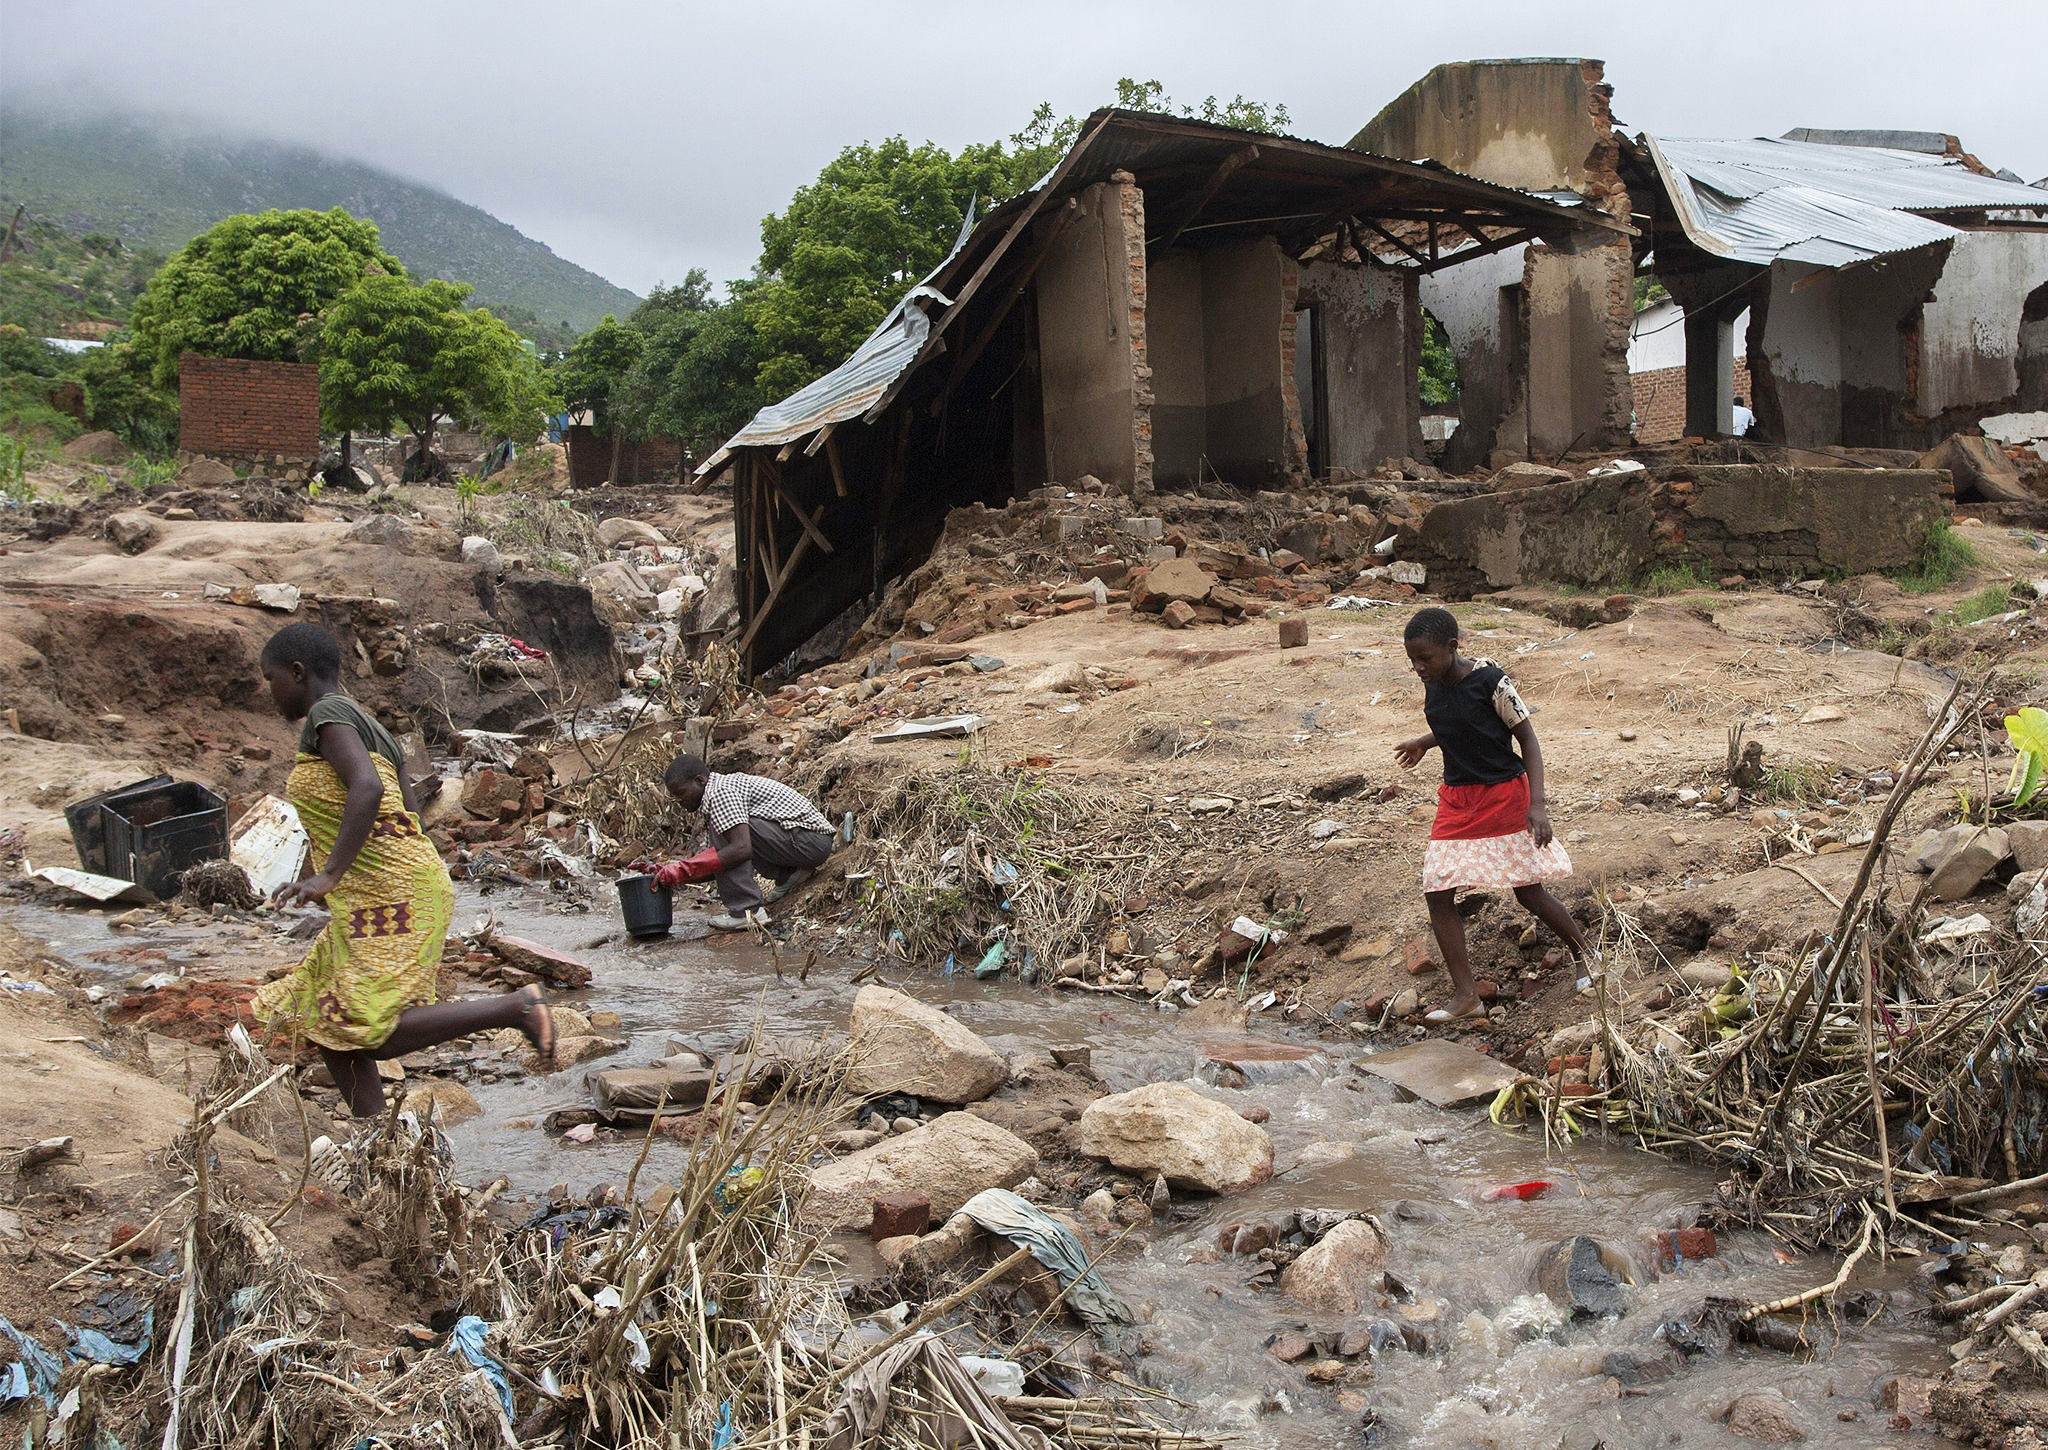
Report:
1358,59,2048,461
698,107,1627,671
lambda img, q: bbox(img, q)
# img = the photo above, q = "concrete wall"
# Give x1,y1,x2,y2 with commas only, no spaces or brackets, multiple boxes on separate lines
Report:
1148,251,1207,487
1200,237,1292,484
1035,176,1151,491
1409,465,1948,596
1419,246,1528,469
1359,58,1632,464
1351,58,1608,195
2024,282,2048,413
1917,230,2048,417
1298,259,1421,468
1757,249,1950,449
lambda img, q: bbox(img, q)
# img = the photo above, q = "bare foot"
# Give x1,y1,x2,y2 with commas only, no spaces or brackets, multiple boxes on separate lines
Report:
515,984,555,1065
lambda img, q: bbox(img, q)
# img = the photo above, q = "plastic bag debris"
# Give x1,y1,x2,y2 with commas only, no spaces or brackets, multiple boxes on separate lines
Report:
0,1318,61,1406
960,1187,1131,1327
450,1315,515,1421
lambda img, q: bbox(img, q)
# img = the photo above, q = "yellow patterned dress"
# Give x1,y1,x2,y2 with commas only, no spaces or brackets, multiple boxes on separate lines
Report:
252,745,453,1051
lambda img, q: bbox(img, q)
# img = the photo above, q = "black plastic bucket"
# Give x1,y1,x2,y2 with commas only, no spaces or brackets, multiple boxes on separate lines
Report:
65,775,175,877
101,781,228,899
616,874,673,938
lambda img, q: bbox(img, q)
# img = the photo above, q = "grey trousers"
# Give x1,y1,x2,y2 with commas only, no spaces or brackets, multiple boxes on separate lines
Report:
709,816,834,911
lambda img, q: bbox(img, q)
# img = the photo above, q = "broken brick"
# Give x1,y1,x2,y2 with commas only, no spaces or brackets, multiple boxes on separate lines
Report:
1278,617,1308,649
1160,600,1196,629
1642,1227,1718,1268
871,1191,931,1241
1404,935,1436,975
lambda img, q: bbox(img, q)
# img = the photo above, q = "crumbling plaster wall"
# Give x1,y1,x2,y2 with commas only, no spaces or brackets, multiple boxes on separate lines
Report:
1419,247,1528,469
1755,248,1951,449
1351,58,1632,465
1148,251,1207,488
1298,259,1423,468
1035,174,1152,492
1916,230,2048,418
1409,465,1948,596
1198,236,1295,485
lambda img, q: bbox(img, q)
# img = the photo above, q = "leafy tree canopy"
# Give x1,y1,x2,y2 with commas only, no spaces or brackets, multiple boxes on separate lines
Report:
128,208,402,388
317,273,558,451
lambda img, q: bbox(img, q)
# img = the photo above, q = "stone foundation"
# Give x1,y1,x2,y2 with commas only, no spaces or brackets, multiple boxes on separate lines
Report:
1408,465,1952,596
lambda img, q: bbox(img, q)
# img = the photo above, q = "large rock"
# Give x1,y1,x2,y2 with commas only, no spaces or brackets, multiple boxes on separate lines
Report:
460,535,503,571
1536,1235,1633,1318
1131,557,1218,614
401,1079,482,1127
1928,825,2009,902
176,456,238,488
63,430,131,464
846,986,1008,1104
1280,1218,1390,1315
802,1111,1036,1230
345,513,417,551
2006,819,2048,873
585,559,656,622
105,511,159,554
1722,1390,1806,1442
598,516,669,549
1072,1083,1273,1194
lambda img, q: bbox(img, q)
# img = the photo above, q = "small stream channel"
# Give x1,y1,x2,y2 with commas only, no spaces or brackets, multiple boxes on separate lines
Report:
25,886,1959,1449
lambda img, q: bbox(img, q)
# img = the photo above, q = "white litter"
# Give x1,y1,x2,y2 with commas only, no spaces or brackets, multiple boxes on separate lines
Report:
230,794,310,897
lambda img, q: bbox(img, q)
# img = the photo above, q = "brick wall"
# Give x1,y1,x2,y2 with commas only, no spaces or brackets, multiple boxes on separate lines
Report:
177,354,320,460
1632,358,1753,443
564,425,684,488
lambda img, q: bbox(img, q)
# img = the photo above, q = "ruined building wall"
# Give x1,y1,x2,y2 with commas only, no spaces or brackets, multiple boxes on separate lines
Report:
1297,259,1423,468
1199,237,1292,484
1034,174,1151,492
1352,58,1632,465
1756,249,1951,449
177,354,320,470
1916,230,2048,418
1410,465,1948,596
1148,251,1207,487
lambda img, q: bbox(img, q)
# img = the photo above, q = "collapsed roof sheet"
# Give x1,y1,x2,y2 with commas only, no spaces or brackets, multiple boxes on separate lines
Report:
1645,134,2048,268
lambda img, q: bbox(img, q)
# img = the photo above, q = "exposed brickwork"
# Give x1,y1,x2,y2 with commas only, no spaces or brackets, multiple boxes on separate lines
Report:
1112,171,1154,497
1632,358,1753,443
565,426,684,488
1277,254,1310,481
177,354,320,461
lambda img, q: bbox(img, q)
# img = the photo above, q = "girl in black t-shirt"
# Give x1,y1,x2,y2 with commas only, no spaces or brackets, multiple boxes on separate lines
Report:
1394,607,1595,1022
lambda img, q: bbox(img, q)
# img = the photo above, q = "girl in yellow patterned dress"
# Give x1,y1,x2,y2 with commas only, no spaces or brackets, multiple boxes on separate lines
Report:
251,623,554,1118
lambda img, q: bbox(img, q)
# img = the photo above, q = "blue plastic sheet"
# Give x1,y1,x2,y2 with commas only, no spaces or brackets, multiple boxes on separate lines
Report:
450,1316,515,1422
62,1307,153,1365
711,1400,736,1448
0,1318,62,1407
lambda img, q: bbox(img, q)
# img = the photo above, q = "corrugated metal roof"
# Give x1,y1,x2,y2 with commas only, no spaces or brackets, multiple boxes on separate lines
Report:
1645,134,2048,268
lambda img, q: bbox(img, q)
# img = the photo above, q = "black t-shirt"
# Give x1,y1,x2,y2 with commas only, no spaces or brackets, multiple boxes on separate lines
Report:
1424,660,1530,786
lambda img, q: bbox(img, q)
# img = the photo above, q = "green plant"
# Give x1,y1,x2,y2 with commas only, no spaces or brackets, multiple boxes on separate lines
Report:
1893,521,1978,594
126,455,177,490
1639,562,1712,597
0,432,34,504
1949,582,2013,625
306,476,324,498
1759,761,1829,805
2007,708,2048,809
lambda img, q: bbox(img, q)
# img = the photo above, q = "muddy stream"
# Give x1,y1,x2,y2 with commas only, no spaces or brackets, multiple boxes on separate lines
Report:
31,887,1956,1448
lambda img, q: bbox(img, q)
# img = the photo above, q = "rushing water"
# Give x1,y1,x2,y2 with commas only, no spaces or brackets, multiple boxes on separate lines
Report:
22,887,1960,1449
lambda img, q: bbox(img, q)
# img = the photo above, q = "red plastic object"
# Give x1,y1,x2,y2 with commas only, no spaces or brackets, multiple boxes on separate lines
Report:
1481,1180,1555,1202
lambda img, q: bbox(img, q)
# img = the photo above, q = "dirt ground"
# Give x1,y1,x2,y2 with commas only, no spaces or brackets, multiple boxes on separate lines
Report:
4,445,2048,1441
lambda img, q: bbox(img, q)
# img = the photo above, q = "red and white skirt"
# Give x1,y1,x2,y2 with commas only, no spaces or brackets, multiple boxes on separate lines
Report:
1421,775,1573,894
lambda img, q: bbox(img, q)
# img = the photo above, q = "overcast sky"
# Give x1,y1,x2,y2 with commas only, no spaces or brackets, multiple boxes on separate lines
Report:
7,0,2045,298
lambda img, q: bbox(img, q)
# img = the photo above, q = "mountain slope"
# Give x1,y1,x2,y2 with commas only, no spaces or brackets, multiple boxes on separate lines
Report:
0,106,640,334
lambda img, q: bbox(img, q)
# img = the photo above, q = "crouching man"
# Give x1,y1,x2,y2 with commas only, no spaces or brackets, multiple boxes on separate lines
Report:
656,754,835,931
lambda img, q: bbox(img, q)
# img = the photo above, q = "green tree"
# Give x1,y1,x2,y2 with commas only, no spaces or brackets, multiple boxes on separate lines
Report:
74,339,180,455
619,284,766,467
742,80,1290,402
1419,310,1459,408
318,274,558,475
558,314,646,483
128,208,402,388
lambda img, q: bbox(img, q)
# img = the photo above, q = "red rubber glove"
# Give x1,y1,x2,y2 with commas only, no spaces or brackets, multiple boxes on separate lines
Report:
654,848,722,888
